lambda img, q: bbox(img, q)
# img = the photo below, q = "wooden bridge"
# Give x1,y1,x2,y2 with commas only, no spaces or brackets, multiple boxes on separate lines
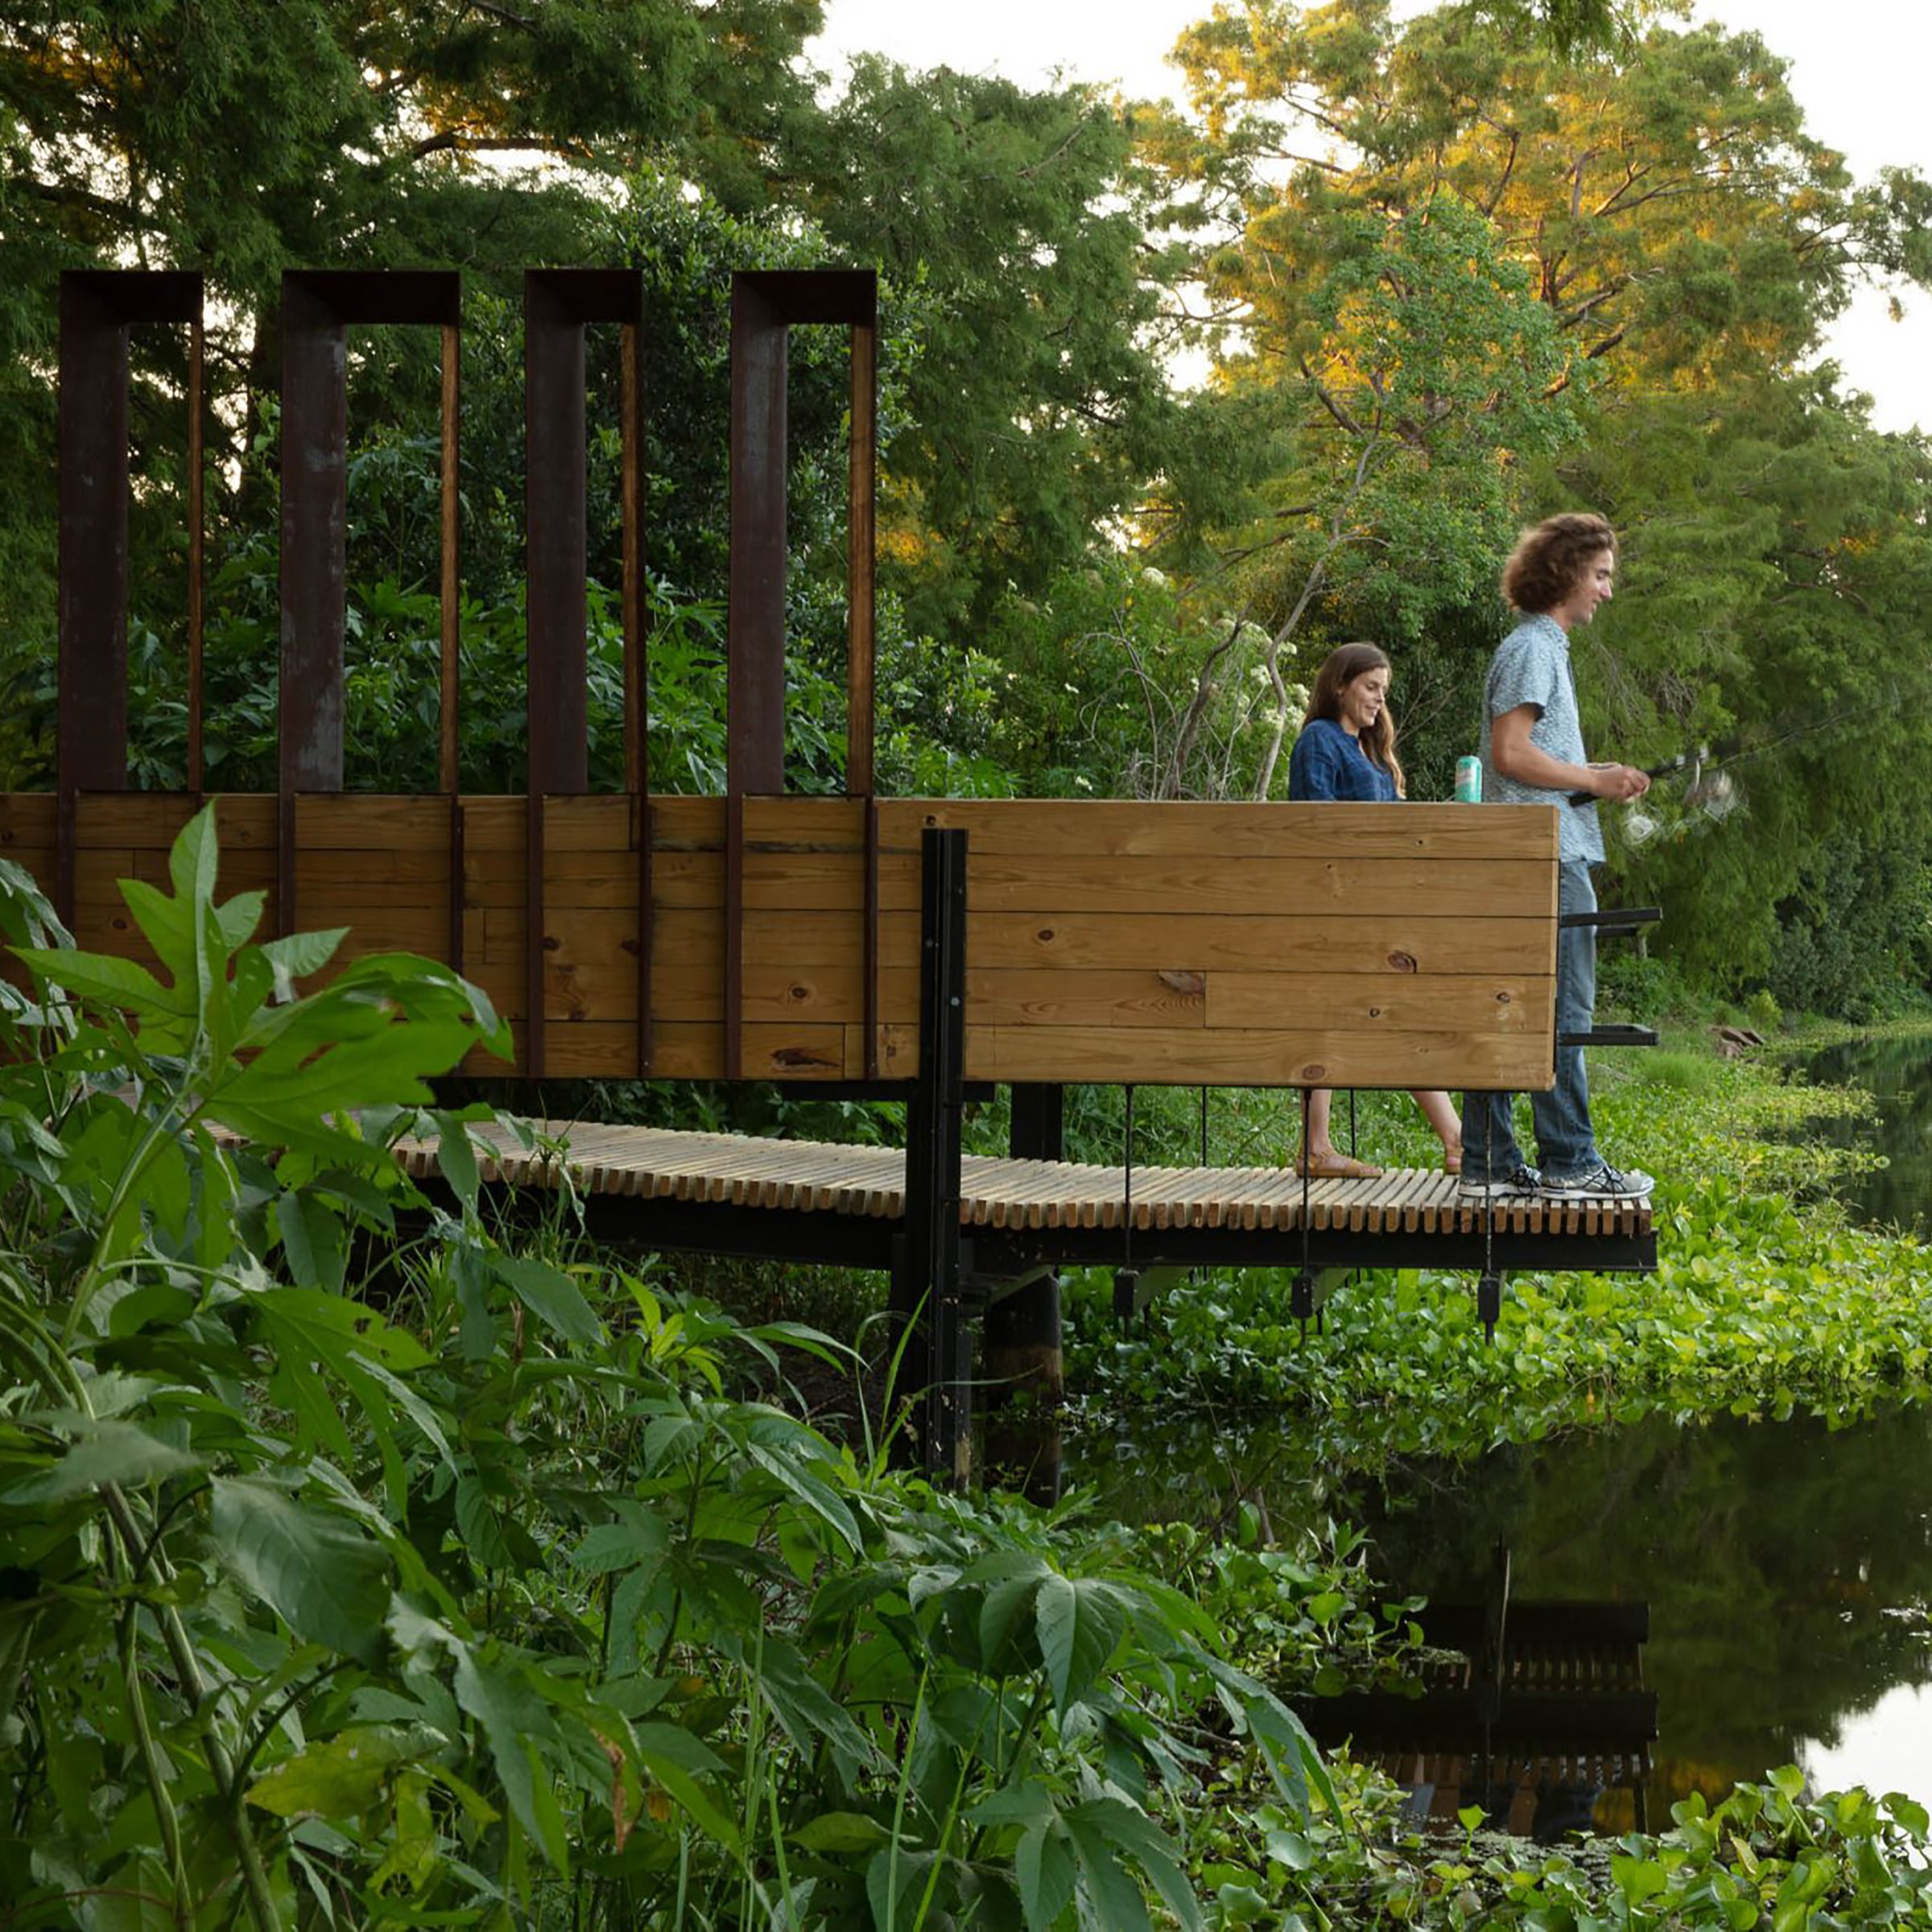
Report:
12,266,1658,1478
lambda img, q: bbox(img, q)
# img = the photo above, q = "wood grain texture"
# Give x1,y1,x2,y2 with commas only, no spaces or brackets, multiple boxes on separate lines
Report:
0,790,1566,1090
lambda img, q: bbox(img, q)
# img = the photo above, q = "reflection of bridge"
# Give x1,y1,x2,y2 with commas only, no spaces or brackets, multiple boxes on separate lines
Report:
1297,1547,1658,1839
16,268,1656,1475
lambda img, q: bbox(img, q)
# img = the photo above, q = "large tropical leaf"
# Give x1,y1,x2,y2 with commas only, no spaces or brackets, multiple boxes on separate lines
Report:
208,1476,391,1662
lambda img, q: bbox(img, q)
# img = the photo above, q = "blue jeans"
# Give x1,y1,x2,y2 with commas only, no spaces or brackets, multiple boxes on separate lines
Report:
1461,858,1600,1182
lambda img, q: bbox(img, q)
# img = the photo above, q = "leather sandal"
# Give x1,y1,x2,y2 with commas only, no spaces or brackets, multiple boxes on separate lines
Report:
1294,1150,1383,1180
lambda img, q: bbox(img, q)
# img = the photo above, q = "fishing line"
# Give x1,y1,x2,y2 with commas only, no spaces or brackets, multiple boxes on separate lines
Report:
1563,679,1932,846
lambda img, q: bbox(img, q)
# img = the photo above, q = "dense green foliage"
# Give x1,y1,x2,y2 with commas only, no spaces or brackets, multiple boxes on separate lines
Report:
12,6,1932,1925
1063,1043,1921,1457
7,815,1931,1928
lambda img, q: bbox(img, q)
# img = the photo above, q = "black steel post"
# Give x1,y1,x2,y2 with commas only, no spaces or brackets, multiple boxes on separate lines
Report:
987,1084,1065,1408
896,827,968,1483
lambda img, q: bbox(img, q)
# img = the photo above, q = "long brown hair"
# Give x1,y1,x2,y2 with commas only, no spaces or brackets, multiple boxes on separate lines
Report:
1303,642,1406,796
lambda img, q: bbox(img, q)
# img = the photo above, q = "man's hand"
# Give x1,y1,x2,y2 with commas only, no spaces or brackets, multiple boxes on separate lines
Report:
1583,762,1651,802
1492,707,1650,800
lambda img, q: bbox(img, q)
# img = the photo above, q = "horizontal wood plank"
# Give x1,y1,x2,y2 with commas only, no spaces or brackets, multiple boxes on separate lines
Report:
964,1025,1555,1090
881,798,1558,861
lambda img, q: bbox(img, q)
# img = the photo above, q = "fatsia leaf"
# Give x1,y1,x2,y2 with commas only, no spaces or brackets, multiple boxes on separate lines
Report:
1067,1797,1201,1931
973,1552,1052,1674
12,947,182,1021
1018,1814,1076,1932
1063,1802,1154,1932
207,1476,390,1662
253,1286,431,1373
259,927,349,1004
167,801,219,914
118,879,193,981
569,1501,671,1575
213,888,266,952
1034,1575,1128,1717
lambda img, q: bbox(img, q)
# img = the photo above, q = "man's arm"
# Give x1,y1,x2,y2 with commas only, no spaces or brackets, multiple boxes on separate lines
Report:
1491,706,1650,801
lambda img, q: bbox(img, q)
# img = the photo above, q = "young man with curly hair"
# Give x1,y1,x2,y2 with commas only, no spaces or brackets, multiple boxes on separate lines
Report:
1459,511,1655,1202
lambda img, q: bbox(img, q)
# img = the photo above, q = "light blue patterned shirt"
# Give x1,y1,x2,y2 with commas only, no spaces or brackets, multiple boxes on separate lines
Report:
1479,612,1604,865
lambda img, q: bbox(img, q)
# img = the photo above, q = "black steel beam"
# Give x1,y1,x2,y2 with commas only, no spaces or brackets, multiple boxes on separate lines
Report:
898,826,970,1482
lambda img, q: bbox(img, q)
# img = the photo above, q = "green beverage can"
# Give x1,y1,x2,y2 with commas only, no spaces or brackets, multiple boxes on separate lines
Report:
1455,755,1482,803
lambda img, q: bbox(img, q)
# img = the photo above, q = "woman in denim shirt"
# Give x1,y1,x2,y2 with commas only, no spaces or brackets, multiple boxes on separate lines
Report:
1287,644,1463,1179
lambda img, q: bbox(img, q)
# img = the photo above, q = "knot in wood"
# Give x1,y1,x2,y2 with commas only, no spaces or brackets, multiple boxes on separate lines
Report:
1386,950,1418,972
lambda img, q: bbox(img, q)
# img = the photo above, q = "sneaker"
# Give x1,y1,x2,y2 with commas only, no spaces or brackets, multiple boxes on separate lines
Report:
1456,1162,1542,1199
1539,1161,1653,1199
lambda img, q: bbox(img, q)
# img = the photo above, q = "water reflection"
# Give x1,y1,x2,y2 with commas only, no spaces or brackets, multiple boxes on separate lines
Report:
1293,1542,1658,1838
1071,1406,1932,1823
1795,1034,1932,1232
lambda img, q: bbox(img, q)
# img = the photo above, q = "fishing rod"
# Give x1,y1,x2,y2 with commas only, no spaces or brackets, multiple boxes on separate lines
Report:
1561,685,1928,811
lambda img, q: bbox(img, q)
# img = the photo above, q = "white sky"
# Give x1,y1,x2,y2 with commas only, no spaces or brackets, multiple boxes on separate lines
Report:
809,0,1932,432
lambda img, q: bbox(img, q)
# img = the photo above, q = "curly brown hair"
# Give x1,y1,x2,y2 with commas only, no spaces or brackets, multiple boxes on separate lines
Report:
1501,512,1617,614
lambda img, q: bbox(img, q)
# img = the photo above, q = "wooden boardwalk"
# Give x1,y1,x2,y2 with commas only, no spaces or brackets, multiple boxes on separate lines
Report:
394,1117,1653,1249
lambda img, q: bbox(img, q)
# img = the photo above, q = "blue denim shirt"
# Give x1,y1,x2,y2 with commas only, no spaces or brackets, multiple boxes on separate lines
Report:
1480,613,1604,864
1288,718,1398,803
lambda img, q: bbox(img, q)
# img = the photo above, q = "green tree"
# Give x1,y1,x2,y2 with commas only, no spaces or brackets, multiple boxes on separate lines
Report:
1146,0,1932,1005
788,58,1193,638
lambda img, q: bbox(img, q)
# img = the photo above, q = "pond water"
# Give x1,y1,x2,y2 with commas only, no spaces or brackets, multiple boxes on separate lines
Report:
1066,1036,1932,1827
1072,1406,1932,1830
1796,1032,1932,1235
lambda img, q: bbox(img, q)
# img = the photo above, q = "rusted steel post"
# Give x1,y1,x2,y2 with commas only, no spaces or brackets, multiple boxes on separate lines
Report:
725,270,879,1077
188,316,204,798
521,270,646,1077
847,311,877,799
276,270,461,931
57,270,203,919
58,279,131,803
440,322,461,797
524,275,590,799
279,274,350,800
728,277,789,800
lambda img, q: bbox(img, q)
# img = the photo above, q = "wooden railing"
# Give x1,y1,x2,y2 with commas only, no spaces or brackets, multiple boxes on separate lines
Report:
0,792,1560,1092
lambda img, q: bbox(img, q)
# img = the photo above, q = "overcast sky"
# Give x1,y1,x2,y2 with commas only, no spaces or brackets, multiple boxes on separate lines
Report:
809,0,1932,432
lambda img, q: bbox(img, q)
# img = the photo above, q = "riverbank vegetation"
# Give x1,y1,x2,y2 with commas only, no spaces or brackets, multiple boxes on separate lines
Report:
6,815,1932,1926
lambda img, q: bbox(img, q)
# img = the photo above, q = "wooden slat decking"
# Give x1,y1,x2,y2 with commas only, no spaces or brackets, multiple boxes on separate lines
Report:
394,1118,1654,1243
